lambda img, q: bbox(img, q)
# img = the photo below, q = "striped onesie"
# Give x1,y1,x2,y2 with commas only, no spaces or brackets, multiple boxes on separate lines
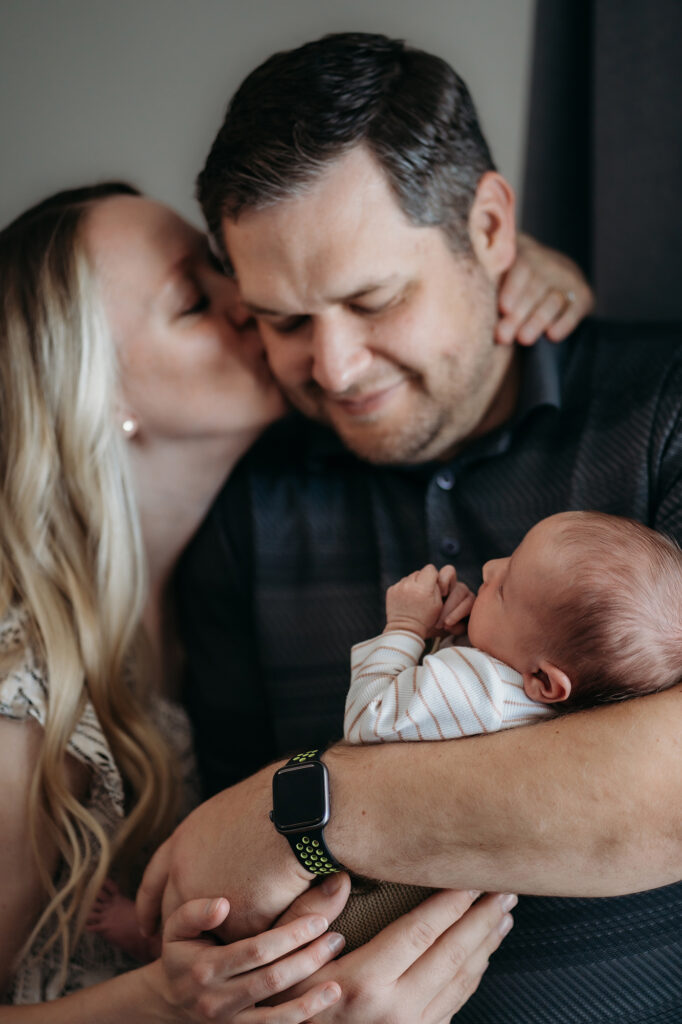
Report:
345,629,553,744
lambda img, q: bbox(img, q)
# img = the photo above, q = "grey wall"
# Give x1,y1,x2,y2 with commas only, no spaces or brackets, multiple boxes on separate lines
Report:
0,0,535,228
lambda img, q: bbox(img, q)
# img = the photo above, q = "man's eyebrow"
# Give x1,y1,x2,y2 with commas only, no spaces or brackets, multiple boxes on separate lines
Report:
242,276,406,317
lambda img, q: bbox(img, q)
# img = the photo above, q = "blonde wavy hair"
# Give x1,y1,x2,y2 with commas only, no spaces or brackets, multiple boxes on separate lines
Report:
0,185,177,983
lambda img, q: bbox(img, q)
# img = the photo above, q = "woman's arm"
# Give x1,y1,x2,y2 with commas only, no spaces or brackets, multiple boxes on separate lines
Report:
0,717,90,995
496,233,594,345
0,716,346,1022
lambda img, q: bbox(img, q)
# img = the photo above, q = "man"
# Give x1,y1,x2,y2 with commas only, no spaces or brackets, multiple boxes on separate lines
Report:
145,34,682,1023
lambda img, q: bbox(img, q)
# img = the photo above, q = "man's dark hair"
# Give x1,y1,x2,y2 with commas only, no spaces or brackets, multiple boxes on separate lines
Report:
197,32,496,258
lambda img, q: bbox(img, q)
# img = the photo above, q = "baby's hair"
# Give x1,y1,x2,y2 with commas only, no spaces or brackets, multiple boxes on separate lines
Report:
542,511,682,710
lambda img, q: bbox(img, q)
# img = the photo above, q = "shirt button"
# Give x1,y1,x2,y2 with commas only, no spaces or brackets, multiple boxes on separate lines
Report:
435,470,455,491
441,536,460,556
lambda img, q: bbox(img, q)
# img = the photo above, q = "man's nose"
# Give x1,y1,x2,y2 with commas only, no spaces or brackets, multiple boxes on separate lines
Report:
310,314,372,393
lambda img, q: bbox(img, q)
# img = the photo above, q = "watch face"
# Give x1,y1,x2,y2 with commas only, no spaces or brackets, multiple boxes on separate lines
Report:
272,761,330,832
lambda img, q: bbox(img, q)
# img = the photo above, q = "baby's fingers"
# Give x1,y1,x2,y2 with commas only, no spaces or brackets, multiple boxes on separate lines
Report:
437,564,457,597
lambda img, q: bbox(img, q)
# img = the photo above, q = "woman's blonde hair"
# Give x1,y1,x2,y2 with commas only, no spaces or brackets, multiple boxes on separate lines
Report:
0,185,177,982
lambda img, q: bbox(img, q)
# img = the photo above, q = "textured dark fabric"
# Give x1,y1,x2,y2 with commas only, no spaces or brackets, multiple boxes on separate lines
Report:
178,324,682,1023
522,0,682,321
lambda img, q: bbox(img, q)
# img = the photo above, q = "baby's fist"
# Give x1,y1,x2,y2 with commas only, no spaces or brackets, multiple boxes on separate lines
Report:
385,564,445,637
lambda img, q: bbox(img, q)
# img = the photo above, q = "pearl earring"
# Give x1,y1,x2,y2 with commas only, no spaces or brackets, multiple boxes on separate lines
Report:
121,417,138,438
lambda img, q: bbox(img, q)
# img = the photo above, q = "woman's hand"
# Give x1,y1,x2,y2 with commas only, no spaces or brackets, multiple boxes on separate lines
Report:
496,234,594,345
275,888,515,1023
149,877,351,1022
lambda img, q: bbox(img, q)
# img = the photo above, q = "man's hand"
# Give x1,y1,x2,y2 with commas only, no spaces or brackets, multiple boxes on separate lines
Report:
276,889,516,1023
496,234,594,345
136,762,314,944
384,565,449,637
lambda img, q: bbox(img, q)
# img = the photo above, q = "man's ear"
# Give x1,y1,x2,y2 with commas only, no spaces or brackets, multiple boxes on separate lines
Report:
523,661,573,705
468,171,516,278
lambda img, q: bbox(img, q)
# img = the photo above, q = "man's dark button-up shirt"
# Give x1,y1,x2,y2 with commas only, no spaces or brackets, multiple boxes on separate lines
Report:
178,323,682,1024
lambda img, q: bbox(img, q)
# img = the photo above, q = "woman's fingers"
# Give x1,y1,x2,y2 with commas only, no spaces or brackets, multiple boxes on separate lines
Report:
189,926,344,1019
496,233,594,346
161,899,344,1022
545,292,592,341
276,873,351,929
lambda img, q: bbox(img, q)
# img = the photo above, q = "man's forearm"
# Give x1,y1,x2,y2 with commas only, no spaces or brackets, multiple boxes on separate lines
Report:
324,684,682,897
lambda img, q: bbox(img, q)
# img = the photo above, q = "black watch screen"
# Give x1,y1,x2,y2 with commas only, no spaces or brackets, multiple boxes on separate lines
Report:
271,760,330,833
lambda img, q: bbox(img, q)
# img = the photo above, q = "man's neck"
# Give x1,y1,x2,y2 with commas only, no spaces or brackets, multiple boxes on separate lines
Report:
440,344,521,462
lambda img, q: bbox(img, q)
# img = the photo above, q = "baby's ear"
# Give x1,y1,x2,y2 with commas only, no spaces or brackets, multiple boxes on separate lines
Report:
523,661,572,705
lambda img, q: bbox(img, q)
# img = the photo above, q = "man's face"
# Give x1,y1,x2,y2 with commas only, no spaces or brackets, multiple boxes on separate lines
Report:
223,146,517,464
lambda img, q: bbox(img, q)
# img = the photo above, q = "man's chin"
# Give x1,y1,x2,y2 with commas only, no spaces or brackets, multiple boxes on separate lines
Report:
330,415,451,466
285,389,454,465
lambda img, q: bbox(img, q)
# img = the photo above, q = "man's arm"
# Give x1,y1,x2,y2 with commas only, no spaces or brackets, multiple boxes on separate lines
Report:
327,685,682,897
137,680,682,953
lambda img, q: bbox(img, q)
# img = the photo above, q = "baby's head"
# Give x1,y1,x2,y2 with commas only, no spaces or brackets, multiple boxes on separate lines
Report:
467,511,682,710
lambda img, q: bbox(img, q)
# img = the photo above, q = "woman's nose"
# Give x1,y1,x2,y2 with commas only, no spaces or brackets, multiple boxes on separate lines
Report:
226,292,253,330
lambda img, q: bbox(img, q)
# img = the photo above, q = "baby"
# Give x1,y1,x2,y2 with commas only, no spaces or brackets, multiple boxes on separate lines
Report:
345,510,682,745
94,511,682,959
332,511,682,952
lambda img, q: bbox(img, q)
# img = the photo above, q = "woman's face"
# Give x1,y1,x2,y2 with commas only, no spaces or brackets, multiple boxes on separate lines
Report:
85,195,285,444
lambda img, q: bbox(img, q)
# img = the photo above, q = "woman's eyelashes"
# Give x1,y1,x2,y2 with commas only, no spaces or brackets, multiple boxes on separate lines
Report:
181,292,210,317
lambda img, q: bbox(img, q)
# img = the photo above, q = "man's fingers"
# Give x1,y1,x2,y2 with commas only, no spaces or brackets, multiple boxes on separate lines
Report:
135,837,172,937
277,873,351,928
164,896,230,944
408,891,516,997
352,888,481,978
423,898,515,1022
240,980,342,1023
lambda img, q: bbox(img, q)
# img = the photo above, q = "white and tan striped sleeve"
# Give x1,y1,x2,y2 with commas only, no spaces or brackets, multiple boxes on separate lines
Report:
345,633,555,744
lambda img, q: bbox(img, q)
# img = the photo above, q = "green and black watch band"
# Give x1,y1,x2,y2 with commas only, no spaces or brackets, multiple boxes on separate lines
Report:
270,749,344,876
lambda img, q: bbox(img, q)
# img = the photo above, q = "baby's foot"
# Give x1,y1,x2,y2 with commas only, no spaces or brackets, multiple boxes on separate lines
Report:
86,878,160,963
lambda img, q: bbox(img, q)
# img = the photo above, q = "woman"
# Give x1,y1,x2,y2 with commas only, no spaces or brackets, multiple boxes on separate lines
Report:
0,182,589,1021
0,183,349,1020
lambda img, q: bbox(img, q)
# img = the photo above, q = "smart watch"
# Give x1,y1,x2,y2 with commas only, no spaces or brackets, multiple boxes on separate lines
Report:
270,749,344,876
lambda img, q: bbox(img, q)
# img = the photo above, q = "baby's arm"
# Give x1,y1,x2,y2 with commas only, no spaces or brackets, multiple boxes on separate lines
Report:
345,566,484,744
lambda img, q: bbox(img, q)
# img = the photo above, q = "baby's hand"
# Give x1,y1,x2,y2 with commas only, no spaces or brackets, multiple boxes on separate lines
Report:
435,572,476,635
385,564,448,638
